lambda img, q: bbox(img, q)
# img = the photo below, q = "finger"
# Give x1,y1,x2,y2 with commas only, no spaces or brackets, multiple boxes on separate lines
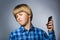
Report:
47,26,52,28
48,20,53,25
48,23,53,26
48,20,53,24
46,22,53,26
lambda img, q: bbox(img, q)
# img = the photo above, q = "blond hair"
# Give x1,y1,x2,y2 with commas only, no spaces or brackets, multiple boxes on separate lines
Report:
13,4,33,21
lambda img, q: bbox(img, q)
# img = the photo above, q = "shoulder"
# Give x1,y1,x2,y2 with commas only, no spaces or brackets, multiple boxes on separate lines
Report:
10,27,21,37
34,27,48,37
34,27,47,34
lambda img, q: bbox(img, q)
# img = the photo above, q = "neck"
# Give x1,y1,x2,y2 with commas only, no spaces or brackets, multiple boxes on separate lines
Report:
24,21,31,30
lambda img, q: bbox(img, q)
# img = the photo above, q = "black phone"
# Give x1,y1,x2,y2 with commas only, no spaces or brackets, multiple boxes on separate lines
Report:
48,16,52,22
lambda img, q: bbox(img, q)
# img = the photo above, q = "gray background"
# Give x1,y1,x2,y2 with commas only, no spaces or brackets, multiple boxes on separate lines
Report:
0,0,60,40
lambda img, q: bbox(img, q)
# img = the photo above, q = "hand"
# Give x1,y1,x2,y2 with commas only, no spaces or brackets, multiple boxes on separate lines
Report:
46,20,54,31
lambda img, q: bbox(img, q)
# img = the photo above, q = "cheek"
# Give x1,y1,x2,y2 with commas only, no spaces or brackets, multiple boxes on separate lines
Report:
22,15,28,20
23,16,28,21
22,16,29,22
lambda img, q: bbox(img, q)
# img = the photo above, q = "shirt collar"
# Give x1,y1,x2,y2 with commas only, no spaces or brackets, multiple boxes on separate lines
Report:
19,24,35,32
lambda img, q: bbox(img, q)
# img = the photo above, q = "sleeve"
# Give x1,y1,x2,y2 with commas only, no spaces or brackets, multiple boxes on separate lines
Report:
48,30,56,40
9,32,15,40
43,30,56,40
9,32,12,40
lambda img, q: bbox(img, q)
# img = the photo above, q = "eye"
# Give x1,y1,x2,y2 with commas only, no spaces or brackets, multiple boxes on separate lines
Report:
19,14,23,16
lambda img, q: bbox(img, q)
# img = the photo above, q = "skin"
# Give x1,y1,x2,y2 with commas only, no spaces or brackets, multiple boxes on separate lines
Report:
16,12,31,30
16,11,54,31
46,20,54,31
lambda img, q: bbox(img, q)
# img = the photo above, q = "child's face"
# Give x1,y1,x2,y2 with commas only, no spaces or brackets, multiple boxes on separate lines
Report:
16,12,30,26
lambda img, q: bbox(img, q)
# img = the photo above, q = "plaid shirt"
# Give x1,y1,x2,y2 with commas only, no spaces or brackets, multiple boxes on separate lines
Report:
9,24,56,40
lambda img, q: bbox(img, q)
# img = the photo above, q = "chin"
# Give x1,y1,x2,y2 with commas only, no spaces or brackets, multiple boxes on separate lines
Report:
19,23,25,26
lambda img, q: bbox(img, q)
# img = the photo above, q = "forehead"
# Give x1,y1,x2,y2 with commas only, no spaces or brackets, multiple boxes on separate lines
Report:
16,12,28,15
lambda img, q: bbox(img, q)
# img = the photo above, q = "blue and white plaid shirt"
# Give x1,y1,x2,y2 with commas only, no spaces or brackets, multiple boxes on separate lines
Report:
9,24,56,40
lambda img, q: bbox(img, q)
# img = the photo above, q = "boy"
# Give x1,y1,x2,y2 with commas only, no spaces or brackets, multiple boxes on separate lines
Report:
10,4,56,40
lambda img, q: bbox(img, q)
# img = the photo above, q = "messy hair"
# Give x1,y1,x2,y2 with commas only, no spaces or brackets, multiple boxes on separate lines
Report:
13,4,33,21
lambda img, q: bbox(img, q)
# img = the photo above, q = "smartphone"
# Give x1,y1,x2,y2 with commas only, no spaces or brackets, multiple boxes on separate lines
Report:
48,16,52,22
